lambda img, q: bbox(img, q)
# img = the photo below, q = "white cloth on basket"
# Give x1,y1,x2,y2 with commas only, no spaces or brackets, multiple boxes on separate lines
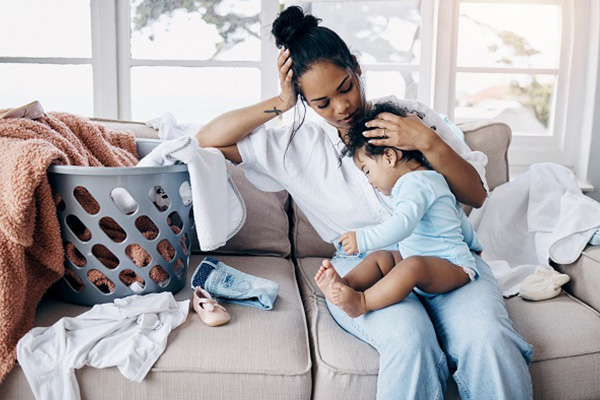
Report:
17,292,189,400
469,163,600,297
140,114,246,251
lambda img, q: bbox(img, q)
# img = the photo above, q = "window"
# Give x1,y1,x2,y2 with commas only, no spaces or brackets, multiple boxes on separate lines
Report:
284,0,430,125
125,0,266,122
1,0,597,184
0,0,94,116
435,0,598,182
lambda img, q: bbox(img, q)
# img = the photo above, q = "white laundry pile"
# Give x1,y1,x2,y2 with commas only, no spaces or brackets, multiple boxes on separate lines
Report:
140,113,246,251
469,163,600,298
16,292,189,400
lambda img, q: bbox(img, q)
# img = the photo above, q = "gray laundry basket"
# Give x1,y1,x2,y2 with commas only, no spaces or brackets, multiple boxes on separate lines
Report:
47,139,195,306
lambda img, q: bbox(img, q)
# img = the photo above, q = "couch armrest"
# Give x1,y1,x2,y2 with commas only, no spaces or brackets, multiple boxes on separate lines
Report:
554,245,600,312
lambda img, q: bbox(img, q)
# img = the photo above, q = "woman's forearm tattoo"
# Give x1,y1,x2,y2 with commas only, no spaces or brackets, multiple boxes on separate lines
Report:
264,106,282,116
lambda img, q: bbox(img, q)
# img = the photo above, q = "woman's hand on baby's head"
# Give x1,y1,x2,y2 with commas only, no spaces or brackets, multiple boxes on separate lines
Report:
363,112,434,151
339,231,358,255
276,47,297,111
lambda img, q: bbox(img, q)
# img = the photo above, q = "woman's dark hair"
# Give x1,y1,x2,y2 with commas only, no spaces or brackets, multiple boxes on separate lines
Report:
271,6,366,170
341,101,431,169
271,6,360,101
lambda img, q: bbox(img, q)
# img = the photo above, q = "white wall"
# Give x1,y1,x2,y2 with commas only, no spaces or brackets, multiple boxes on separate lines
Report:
586,48,600,202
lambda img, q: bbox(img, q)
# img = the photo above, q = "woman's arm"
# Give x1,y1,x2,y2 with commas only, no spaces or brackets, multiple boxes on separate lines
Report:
196,47,297,162
196,96,292,148
363,113,487,208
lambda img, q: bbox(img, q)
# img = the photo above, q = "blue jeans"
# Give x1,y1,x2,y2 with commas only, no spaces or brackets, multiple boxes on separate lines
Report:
191,257,279,310
327,247,534,400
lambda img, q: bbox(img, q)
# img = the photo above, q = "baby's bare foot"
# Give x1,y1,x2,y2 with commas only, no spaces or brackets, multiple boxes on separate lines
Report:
330,282,368,318
314,259,345,303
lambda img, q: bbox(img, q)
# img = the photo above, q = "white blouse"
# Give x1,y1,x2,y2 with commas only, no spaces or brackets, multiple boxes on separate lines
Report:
237,96,489,244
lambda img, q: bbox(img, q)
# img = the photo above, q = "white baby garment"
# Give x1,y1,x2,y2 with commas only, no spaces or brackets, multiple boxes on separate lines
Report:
17,292,189,400
140,116,246,251
519,266,570,301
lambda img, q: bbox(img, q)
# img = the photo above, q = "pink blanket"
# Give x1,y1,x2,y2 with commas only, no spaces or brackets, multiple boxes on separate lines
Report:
0,111,138,382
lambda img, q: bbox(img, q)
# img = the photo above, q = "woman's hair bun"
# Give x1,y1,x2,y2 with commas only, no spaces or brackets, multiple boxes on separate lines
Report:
272,6,320,48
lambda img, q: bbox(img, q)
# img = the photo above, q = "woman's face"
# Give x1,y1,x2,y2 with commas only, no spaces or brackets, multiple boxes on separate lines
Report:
297,61,364,135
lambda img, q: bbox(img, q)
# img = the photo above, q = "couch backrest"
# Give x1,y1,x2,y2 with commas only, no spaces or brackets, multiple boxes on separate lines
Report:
94,118,512,261
94,118,292,258
292,120,513,259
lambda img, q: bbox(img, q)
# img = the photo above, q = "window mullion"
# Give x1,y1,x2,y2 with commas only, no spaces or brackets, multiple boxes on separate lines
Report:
90,0,118,119
433,0,459,116
116,0,131,120
261,0,280,101
419,0,436,105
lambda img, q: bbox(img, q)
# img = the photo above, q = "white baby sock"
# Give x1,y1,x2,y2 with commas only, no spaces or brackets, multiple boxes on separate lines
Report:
519,266,570,301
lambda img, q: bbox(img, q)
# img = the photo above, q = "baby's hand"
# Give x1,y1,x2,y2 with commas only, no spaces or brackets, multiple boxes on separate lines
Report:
339,232,358,255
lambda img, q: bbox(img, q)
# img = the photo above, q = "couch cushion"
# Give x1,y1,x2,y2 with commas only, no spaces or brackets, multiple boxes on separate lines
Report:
459,120,511,192
2,255,311,400
295,257,600,400
555,245,600,313
94,119,292,258
291,203,336,259
211,166,291,258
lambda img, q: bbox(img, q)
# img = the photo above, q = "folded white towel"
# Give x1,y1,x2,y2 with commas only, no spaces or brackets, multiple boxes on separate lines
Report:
146,113,203,141
519,266,570,301
470,163,600,297
548,191,600,264
138,134,245,251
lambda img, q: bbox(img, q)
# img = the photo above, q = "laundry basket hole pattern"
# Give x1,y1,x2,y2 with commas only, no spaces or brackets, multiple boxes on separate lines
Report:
135,215,159,240
148,185,170,212
173,259,185,277
168,211,183,230
92,244,119,270
66,215,92,242
119,269,146,293
74,186,100,215
156,239,176,262
182,233,190,255
54,190,66,212
48,139,194,306
150,265,170,287
110,187,138,215
188,208,195,229
126,243,152,268
64,269,84,292
179,181,192,206
99,217,127,243
65,241,86,268
87,269,115,294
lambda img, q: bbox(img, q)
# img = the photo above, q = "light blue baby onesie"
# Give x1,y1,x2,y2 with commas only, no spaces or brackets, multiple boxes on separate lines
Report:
356,170,482,276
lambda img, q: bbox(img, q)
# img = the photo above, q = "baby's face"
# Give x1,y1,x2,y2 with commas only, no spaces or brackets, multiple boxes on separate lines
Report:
353,148,397,196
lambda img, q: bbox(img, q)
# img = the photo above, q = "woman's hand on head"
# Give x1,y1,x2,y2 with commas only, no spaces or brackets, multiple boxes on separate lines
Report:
362,112,436,152
277,47,297,111
339,231,359,255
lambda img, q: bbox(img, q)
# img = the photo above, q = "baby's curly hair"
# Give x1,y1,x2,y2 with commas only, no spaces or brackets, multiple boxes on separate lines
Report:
341,101,431,168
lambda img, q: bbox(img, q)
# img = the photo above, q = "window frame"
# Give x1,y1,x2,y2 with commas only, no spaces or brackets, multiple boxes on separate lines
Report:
434,0,597,185
2,0,597,186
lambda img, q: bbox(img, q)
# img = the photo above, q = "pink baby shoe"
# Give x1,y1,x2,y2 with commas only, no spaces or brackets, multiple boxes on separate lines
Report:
0,100,45,120
192,286,230,327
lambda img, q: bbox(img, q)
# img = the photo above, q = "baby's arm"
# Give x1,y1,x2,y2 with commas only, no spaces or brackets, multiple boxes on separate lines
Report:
355,178,435,253
456,205,483,253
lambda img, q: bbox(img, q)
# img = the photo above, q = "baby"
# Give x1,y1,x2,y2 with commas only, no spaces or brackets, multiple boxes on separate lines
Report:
315,102,483,318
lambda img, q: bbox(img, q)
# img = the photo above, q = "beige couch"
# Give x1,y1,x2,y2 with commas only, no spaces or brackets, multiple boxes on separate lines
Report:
2,120,600,400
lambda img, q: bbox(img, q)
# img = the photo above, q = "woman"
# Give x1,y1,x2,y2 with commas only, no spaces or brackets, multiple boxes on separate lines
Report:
197,6,533,399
